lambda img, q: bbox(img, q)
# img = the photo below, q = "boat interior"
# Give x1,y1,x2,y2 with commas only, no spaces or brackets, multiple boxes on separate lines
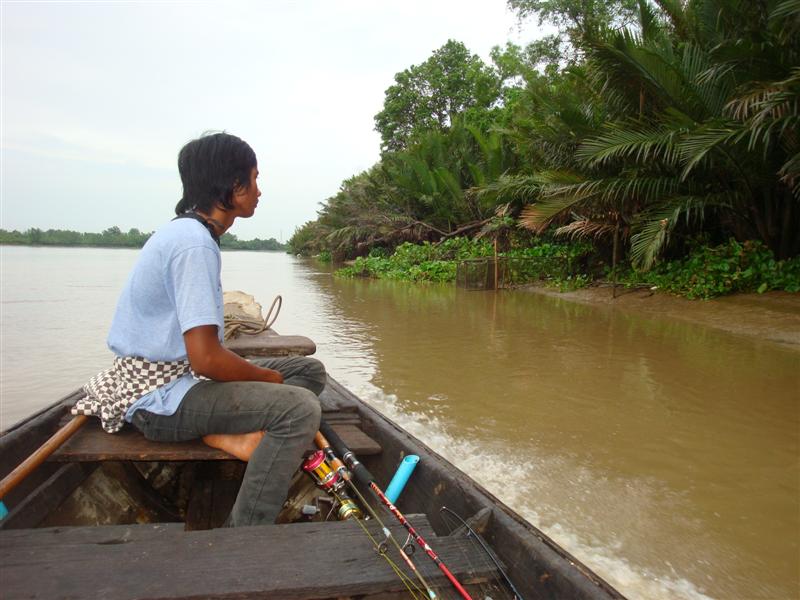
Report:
0,331,620,599
2,381,515,598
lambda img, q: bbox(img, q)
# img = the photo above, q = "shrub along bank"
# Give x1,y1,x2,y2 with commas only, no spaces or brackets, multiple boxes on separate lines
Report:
622,240,800,300
334,237,800,299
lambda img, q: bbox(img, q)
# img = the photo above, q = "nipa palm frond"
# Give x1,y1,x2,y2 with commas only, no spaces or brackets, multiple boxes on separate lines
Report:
629,207,677,270
474,174,542,203
519,171,595,232
677,122,745,178
543,173,685,206
629,191,741,269
779,151,800,197
683,43,733,116
554,219,619,240
770,0,800,39
576,123,684,167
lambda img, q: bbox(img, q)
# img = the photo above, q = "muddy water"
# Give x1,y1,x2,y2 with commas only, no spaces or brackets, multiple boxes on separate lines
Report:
289,269,799,600
2,247,798,599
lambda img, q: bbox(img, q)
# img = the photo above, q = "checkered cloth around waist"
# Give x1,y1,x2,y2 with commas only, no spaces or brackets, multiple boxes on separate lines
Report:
71,356,201,433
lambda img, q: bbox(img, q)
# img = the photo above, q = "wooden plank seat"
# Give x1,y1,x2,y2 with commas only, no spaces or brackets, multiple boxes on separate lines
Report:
225,329,316,358
0,515,500,599
50,377,381,463
49,420,381,462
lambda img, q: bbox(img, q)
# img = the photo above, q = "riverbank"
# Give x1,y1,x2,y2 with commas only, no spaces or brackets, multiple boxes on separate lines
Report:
523,284,800,347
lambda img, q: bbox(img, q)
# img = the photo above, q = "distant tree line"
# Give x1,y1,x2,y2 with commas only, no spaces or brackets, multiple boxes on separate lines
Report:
0,227,287,252
218,232,287,251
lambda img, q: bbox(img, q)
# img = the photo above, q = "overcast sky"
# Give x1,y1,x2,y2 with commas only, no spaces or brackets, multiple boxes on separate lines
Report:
1,0,540,242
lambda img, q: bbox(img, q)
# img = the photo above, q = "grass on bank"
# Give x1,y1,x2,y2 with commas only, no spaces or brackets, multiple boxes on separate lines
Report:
332,237,800,300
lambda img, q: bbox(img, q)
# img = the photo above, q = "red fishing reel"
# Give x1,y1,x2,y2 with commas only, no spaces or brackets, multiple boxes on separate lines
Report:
303,450,340,491
302,450,362,520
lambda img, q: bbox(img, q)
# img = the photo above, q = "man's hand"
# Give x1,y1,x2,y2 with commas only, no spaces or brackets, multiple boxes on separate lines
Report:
183,325,284,384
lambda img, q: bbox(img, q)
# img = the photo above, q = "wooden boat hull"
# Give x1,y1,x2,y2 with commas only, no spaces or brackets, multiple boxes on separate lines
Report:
0,378,625,599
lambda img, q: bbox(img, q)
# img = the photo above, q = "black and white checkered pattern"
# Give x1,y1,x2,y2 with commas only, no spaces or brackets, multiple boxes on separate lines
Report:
72,356,199,433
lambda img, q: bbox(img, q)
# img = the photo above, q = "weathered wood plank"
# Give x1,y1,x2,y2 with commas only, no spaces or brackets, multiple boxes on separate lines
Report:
0,462,97,530
0,400,73,516
319,384,359,414
49,421,381,462
0,514,435,548
184,478,213,531
184,474,241,531
1,516,496,600
225,330,316,357
0,522,185,547
321,378,362,413
331,424,382,456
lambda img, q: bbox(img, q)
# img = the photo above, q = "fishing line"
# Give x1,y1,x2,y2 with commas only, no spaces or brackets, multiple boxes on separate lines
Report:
344,476,439,599
331,488,427,600
314,431,439,599
440,506,524,600
318,420,474,600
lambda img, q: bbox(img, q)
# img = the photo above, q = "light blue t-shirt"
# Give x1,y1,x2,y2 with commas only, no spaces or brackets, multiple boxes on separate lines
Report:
108,218,224,421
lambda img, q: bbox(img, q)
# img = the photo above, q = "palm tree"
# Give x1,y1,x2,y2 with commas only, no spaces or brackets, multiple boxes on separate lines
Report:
494,0,800,268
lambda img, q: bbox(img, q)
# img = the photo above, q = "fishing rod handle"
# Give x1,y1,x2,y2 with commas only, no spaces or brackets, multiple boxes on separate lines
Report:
319,420,374,487
313,431,348,477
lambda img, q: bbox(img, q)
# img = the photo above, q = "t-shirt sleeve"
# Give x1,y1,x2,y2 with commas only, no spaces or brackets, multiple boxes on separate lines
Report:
168,245,223,334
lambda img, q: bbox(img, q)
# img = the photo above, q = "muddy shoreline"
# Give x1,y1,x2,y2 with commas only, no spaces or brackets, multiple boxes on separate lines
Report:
522,284,800,348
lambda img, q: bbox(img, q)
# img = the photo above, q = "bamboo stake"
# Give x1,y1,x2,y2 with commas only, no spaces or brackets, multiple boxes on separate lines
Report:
612,219,620,299
493,239,499,291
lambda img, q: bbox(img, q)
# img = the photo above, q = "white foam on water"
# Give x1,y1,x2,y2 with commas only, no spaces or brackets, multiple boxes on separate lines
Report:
358,386,716,600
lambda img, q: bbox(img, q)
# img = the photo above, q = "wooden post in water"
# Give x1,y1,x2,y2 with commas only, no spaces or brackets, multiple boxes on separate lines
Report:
493,239,499,291
612,219,620,299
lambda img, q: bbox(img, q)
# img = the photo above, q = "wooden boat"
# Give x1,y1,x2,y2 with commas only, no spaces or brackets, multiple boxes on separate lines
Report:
0,331,625,600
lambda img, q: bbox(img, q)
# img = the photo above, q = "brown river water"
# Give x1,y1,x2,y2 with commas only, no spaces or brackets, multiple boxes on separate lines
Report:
1,246,798,599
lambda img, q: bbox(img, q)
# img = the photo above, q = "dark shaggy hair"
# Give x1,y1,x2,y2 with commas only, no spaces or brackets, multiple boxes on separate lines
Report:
175,132,257,215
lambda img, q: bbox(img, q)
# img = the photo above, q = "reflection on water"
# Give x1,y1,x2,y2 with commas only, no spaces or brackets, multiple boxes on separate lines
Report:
1,247,798,600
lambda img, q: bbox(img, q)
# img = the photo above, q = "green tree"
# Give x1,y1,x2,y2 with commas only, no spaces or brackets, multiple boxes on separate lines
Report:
374,40,502,152
507,0,638,50
27,228,43,244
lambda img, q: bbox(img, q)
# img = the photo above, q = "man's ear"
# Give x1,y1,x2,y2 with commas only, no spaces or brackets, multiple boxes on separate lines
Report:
231,181,245,197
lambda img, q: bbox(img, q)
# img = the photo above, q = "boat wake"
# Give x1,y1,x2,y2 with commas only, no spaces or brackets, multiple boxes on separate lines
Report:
358,386,715,600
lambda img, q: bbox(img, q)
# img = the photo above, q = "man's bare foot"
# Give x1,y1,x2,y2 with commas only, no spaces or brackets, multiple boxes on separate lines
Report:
202,431,266,461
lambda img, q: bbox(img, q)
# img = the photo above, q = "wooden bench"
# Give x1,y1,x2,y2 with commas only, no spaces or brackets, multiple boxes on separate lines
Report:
48,332,381,463
49,419,381,462
225,328,316,358
0,515,500,599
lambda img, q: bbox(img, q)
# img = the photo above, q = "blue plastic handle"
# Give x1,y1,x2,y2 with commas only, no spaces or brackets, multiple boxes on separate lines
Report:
0,501,8,520
385,455,419,504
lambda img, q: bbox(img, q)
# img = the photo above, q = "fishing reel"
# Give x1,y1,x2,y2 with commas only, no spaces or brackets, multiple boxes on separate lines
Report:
302,450,362,521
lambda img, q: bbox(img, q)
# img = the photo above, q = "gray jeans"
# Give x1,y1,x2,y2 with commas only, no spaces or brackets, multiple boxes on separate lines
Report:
131,356,325,526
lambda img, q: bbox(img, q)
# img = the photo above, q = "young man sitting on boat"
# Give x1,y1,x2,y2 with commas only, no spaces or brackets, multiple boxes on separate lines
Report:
72,132,325,527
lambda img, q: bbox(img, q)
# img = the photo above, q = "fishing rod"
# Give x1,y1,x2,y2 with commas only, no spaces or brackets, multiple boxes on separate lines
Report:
313,431,439,600
440,506,524,600
302,447,427,600
319,420,474,600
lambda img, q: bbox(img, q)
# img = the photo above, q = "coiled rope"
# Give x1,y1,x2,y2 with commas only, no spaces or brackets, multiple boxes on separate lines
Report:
223,295,282,341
